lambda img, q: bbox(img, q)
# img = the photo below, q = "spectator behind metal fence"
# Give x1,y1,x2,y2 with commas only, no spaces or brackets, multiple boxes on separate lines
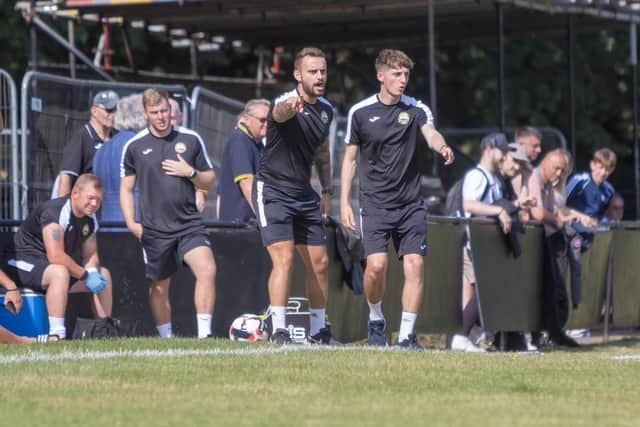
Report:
602,193,624,224
514,126,542,164
169,98,183,126
218,98,270,222
55,90,120,197
527,150,584,348
92,93,146,229
451,132,513,353
494,145,538,351
563,148,616,313
506,142,537,221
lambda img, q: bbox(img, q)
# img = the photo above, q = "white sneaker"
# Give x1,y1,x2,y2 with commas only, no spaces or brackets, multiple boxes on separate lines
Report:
567,329,590,338
526,342,539,352
451,334,486,353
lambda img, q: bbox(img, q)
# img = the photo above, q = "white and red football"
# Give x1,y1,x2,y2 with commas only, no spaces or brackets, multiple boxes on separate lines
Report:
228,314,268,342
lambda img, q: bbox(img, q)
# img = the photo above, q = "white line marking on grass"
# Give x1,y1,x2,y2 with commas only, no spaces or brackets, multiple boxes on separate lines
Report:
611,354,640,360
0,343,541,365
0,346,310,364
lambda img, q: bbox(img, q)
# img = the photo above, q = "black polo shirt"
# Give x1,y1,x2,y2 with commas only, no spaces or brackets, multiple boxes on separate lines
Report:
12,196,98,264
218,125,264,222
121,126,213,235
345,94,434,209
59,123,108,177
257,89,333,197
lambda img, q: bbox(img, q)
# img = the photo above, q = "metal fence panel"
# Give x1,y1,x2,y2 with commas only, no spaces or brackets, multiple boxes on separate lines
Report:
20,71,187,217
0,70,19,220
189,86,244,219
611,229,640,327
470,221,545,332
565,231,613,329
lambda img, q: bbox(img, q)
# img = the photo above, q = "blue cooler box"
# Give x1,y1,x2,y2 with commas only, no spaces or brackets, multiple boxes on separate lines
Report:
0,289,48,337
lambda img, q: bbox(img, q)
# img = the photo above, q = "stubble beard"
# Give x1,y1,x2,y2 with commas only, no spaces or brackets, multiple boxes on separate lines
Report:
301,80,324,98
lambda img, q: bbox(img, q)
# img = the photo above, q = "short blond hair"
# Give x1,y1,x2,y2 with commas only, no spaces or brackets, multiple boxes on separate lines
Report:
142,88,169,110
294,47,326,70
592,148,617,171
73,173,103,193
375,49,415,72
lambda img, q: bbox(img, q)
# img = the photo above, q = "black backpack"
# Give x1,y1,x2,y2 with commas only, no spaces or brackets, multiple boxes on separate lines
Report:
444,167,490,216
72,317,120,339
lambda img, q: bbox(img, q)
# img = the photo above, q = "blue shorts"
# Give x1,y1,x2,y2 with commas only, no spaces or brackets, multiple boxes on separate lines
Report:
360,201,427,258
253,180,326,247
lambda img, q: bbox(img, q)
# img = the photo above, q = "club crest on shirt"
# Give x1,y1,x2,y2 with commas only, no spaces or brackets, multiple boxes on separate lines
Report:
174,142,187,154
397,112,410,125
320,110,329,124
82,224,90,237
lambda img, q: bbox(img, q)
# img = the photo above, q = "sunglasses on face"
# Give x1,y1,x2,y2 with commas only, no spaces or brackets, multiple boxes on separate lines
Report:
99,106,116,114
249,114,268,123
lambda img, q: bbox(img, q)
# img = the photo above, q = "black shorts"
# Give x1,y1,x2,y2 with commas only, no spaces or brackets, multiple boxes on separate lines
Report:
360,201,427,258
2,255,75,292
253,180,326,246
141,226,212,281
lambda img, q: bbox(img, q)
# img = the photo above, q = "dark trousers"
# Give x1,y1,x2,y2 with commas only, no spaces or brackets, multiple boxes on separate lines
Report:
567,235,583,308
541,232,569,333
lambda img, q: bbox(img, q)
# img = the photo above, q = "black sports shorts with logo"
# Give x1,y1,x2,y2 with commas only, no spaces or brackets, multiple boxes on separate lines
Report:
253,179,326,247
359,200,427,258
141,225,212,281
2,255,77,291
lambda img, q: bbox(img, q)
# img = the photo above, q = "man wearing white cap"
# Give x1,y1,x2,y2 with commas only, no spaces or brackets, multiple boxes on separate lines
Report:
55,90,120,197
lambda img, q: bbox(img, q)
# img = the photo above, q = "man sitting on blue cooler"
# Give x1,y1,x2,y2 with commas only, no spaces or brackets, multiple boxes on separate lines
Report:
2,174,113,339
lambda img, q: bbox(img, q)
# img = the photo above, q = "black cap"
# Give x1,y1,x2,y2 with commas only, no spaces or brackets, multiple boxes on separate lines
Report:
480,132,514,153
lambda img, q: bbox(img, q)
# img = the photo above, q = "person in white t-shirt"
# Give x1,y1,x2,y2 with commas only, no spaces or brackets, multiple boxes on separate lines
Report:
451,133,514,353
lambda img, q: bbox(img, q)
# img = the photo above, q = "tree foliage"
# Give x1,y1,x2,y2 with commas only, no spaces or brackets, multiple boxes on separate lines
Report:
0,7,637,215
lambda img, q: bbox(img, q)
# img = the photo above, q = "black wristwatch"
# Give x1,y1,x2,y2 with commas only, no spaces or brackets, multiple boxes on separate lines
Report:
321,188,333,195
189,168,197,179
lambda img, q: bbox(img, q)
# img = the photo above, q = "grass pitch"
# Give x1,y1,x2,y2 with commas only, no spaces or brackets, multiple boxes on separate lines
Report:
0,337,639,427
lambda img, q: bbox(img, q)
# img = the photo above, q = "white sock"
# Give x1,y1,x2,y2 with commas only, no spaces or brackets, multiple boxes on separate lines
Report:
270,306,286,331
310,308,326,336
196,313,212,338
398,312,417,342
48,316,66,339
156,322,173,338
367,301,384,322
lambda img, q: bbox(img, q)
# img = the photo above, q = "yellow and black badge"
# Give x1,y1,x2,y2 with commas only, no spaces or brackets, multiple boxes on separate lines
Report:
174,142,187,154
82,224,90,237
397,112,410,125
321,110,329,124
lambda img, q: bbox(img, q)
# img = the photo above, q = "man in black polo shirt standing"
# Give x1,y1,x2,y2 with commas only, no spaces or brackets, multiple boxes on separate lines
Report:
254,47,333,344
120,88,216,339
56,90,120,197
341,49,454,349
2,174,113,339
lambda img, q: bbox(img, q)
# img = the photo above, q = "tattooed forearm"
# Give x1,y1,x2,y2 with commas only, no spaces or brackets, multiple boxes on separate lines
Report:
51,228,62,241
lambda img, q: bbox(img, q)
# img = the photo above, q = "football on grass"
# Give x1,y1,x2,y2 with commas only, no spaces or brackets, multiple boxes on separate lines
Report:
229,314,268,342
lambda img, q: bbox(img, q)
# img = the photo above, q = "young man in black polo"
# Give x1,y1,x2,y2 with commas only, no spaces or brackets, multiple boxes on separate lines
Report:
56,90,120,197
120,88,216,339
2,174,113,339
254,47,333,344
341,49,454,349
